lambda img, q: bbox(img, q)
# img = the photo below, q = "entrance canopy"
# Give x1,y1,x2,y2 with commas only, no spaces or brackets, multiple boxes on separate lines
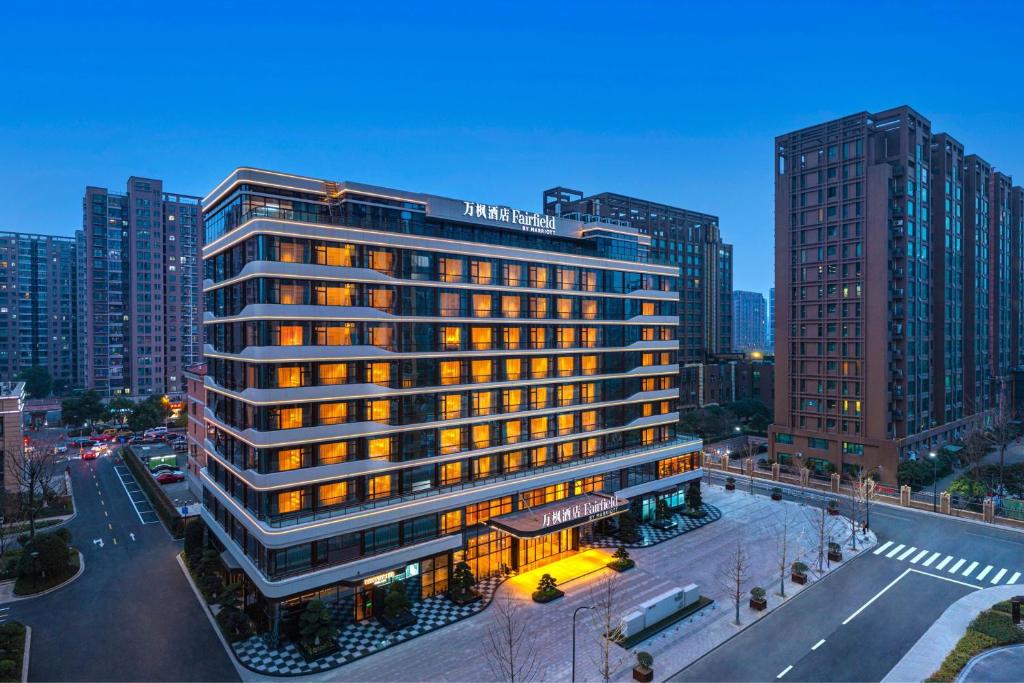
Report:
487,493,628,539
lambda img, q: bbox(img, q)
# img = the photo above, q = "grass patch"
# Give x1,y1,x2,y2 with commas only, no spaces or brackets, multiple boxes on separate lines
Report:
616,596,714,649
0,621,26,682
928,607,1024,681
13,549,79,596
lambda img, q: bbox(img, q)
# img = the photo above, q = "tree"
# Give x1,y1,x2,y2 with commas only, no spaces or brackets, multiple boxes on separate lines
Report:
127,396,171,432
772,503,800,598
589,574,628,683
16,366,52,399
18,531,70,580
485,592,541,683
183,519,205,565
449,561,476,600
0,492,19,560
104,396,134,425
804,504,842,574
298,600,338,650
720,538,750,625
61,390,104,429
655,498,671,521
6,444,60,538
382,581,411,618
685,481,703,512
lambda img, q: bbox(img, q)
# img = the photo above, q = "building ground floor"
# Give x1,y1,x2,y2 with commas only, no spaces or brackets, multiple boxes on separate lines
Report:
205,470,702,641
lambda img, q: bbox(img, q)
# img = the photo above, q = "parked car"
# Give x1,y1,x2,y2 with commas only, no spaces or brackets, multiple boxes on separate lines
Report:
154,470,185,484
93,433,115,443
149,463,177,474
144,427,168,438
68,437,96,449
55,443,69,454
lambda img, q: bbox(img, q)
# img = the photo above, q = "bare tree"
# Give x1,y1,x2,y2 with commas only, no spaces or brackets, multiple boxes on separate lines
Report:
589,574,628,683
485,592,540,683
5,444,60,538
0,491,19,558
773,502,801,598
719,538,750,625
852,476,876,535
803,503,842,575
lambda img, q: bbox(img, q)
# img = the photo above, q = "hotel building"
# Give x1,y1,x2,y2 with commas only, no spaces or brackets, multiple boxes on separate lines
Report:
198,168,701,637
772,107,1024,482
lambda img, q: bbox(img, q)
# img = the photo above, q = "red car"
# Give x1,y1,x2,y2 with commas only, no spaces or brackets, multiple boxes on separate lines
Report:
81,449,98,460
93,433,115,443
154,470,185,484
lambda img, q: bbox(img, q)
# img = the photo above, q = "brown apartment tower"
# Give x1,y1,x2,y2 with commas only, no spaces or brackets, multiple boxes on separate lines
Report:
771,106,1024,485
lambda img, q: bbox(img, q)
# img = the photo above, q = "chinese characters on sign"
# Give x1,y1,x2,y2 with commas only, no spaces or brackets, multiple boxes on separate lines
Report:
540,496,625,529
463,201,556,235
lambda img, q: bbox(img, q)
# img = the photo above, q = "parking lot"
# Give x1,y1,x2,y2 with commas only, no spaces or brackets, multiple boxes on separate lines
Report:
129,440,198,510
113,463,160,525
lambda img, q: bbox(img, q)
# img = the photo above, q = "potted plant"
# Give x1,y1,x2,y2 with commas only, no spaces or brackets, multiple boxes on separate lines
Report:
298,599,340,660
532,573,564,603
446,561,482,606
827,499,839,516
771,487,783,501
377,581,418,631
633,651,654,682
749,586,767,611
791,561,808,585
828,541,843,563
608,546,635,572
725,476,736,491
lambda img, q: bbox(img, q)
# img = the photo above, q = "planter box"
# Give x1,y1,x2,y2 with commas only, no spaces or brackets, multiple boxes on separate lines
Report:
725,483,736,491
791,572,807,585
633,667,654,682
608,560,635,573
828,550,843,562
446,590,482,607
299,641,340,662
749,597,767,611
827,507,839,516
771,493,783,501
377,610,418,632
532,589,564,604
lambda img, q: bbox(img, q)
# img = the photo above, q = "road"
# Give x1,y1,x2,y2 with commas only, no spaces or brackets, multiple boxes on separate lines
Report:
6,450,238,682
670,472,1024,681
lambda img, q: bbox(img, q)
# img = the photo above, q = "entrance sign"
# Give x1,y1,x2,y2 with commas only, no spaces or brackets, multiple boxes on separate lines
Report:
487,493,629,539
540,496,625,529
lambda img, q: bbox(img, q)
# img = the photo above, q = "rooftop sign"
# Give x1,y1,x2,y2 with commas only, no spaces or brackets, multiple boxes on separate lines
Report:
462,201,556,235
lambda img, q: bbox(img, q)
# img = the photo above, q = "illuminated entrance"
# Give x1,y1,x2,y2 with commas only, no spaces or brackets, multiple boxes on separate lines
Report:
488,493,628,572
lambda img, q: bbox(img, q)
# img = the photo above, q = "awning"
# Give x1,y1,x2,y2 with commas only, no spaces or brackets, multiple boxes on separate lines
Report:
487,493,629,539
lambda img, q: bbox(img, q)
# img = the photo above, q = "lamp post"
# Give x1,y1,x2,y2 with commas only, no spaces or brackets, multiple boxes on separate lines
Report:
572,605,594,683
929,451,938,512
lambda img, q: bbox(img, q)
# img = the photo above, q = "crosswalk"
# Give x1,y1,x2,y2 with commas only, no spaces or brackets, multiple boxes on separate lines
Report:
873,540,1021,586
0,607,9,624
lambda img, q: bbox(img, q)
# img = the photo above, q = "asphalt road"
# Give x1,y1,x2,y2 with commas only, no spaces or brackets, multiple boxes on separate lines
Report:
6,451,238,682
671,473,1024,682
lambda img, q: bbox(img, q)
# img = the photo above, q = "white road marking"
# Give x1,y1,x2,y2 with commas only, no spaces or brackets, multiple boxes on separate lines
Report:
113,464,150,525
910,550,930,564
886,544,906,558
129,532,136,542
962,561,979,577
976,565,994,581
843,568,912,625
923,552,941,567
874,541,894,555
909,569,982,589
776,665,793,679
897,546,918,561
990,569,1007,584
936,555,954,570
93,538,104,548
949,559,966,573
1008,572,1021,584
812,639,826,650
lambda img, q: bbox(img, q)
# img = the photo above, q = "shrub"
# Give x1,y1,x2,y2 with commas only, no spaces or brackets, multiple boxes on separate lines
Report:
685,481,703,511
655,498,671,521
792,561,808,575
183,519,205,564
750,587,766,599
968,610,1024,643
991,600,1014,615
613,546,631,564
448,561,475,600
0,659,15,678
929,630,997,681
383,582,411,619
54,528,72,544
636,651,654,670
200,572,224,600
17,532,70,580
536,574,558,595
299,600,338,649
928,606,1024,682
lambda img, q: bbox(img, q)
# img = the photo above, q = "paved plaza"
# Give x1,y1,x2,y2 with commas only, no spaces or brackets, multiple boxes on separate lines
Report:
241,484,871,682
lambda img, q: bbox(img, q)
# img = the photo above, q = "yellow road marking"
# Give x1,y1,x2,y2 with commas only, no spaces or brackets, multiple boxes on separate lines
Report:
104,511,108,517
112,538,117,545
108,523,112,530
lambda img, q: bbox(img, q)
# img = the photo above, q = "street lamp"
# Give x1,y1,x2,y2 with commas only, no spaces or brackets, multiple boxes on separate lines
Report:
572,605,594,683
929,451,938,512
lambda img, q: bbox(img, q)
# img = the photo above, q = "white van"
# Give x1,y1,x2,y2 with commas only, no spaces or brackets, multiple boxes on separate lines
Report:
144,426,168,437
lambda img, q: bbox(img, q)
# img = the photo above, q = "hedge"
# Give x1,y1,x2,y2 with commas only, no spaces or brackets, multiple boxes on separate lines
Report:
121,447,185,538
928,607,1024,681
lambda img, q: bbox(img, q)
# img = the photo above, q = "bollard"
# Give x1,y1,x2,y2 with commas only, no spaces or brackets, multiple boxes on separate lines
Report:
939,491,951,515
830,473,840,494
772,462,781,481
1012,596,1022,625
900,485,911,507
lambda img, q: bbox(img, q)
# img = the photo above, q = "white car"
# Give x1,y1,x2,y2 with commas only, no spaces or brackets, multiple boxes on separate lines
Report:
144,427,168,437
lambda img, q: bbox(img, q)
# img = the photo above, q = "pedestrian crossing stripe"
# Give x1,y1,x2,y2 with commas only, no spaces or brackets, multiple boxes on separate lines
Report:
1008,572,1021,584
874,541,893,555
922,552,941,567
949,559,966,573
935,555,953,570
897,546,918,561
976,565,993,581
910,550,929,564
962,561,979,577
886,544,906,558
874,542,1021,587
990,568,1007,584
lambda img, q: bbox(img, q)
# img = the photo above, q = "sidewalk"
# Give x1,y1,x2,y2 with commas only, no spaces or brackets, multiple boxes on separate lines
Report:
882,585,1024,683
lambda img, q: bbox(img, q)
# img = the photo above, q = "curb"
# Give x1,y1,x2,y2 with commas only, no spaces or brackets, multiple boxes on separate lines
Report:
955,643,1024,682
0,551,85,603
21,625,30,683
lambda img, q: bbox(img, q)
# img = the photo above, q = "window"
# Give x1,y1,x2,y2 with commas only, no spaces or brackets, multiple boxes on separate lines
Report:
531,357,549,379
504,326,521,349
440,428,462,454
530,416,548,439
505,358,522,380
529,297,548,319
319,363,347,385
367,437,392,461
277,490,302,514
529,326,546,349
472,424,490,448
558,441,576,462
503,262,524,286
369,250,394,275
808,437,829,450
318,402,348,425
505,419,522,443
277,407,303,429
472,294,492,317
556,298,572,319
368,326,393,349
441,326,461,351
368,362,390,385
369,288,394,311
277,448,302,471
319,441,349,465
471,359,493,383
440,361,461,385
558,268,576,290
277,366,302,388
580,327,598,347
318,482,347,507
322,284,354,306
279,283,303,305
317,243,354,266
557,414,574,436
581,355,598,375
368,400,390,422
529,265,548,288
471,260,493,284
557,356,574,377
842,441,864,455
775,433,794,444
440,461,463,485
581,271,597,291
440,257,463,283
581,410,597,431
320,324,353,345
471,327,493,350
641,301,656,316
440,292,460,316
557,327,576,348
558,384,575,406
441,509,463,534
473,390,494,416
503,388,523,412
441,394,462,420
501,295,521,318
279,325,303,346
530,386,548,409
581,300,598,320
367,475,392,499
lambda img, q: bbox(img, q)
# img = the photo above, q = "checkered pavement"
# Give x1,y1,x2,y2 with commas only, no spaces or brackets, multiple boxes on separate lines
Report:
585,503,722,549
233,575,504,675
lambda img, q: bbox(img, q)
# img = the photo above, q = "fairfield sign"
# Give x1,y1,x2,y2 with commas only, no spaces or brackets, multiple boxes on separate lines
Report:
540,495,626,529
462,201,556,235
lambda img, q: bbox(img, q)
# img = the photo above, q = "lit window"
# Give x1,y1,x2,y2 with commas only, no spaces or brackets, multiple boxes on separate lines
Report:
277,408,303,429
472,424,490,448
581,437,598,456
369,288,394,311
530,386,548,409
505,450,526,472
581,355,598,376
505,358,522,380
504,388,523,412
471,260,492,284
557,356,574,377
322,324,353,345
367,437,391,461
277,491,301,514
279,283,303,305
474,456,493,479
369,250,394,275
368,400,390,422
581,411,598,432
441,394,462,419
581,271,597,291
440,361,461,385
556,298,572,319
319,481,348,507
368,326,393,349
642,353,654,367
470,359,493,383
558,384,575,406
319,363,347,385
277,366,302,388
471,327,493,350
367,474,392,499
440,292,461,316
558,268,576,290
558,441,576,462
505,419,522,443
529,265,548,288
529,297,548,319
472,294,492,317
441,509,462,533
531,446,549,467
530,326,547,349
318,402,348,425
441,326,461,350
503,263,524,286
279,242,303,263
439,427,462,454
473,390,493,416
277,448,302,471
368,362,391,385
504,326,521,349
440,461,463,485
557,327,576,348
530,416,548,439
319,244,354,266
440,257,463,282
501,295,521,318
319,441,349,464
581,300,598,319
531,357,549,379
279,325,303,346
557,413,574,435
581,328,598,347
641,301,656,316
323,284,354,306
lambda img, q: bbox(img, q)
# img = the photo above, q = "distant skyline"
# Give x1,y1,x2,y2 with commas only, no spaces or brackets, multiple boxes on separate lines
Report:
3,0,1024,296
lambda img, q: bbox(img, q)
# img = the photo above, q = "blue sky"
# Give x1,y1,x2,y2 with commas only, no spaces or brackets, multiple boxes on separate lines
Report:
2,1,1023,296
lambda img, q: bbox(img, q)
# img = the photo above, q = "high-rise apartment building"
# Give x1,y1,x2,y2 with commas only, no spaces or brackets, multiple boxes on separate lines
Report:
198,168,700,636
732,290,767,352
772,107,1024,483
0,232,81,389
79,177,202,398
768,287,775,352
